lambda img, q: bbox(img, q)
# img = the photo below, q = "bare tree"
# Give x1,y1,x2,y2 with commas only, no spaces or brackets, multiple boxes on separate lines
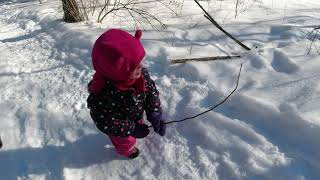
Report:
79,0,89,20
96,0,168,29
65,0,179,29
61,0,83,23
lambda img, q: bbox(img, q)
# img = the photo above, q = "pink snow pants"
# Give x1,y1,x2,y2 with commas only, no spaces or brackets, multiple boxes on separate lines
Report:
108,135,136,156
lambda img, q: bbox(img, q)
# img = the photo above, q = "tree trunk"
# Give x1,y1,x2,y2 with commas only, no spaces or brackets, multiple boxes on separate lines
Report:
62,0,83,23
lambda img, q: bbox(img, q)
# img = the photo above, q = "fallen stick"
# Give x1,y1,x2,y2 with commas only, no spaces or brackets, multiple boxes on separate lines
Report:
194,0,251,51
171,55,241,64
155,63,243,127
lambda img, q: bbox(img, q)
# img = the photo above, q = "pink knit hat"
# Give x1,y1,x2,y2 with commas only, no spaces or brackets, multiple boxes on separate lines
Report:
92,29,145,81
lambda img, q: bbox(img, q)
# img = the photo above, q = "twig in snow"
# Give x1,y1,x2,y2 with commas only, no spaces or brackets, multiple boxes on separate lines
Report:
157,63,243,126
171,55,241,64
189,42,193,55
235,0,240,18
308,29,319,55
194,0,251,51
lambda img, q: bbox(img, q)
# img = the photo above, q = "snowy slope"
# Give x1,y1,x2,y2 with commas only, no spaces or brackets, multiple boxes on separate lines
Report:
0,0,320,179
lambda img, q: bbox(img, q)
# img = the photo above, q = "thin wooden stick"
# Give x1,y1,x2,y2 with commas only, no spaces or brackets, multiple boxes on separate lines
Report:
194,0,251,51
308,29,319,54
148,63,243,128
171,55,241,64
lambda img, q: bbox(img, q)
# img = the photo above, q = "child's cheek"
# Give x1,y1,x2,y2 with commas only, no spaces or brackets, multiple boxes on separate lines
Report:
135,69,142,78
130,69,141,79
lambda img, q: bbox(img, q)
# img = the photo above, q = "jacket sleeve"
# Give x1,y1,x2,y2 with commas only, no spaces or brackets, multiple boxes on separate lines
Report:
87,93,109,134
142,68,162,117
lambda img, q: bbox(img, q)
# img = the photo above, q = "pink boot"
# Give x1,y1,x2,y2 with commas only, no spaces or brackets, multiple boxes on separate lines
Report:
108,135,139,158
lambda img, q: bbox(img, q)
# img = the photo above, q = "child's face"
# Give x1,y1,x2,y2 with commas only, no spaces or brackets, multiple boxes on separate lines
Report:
130,63,142,80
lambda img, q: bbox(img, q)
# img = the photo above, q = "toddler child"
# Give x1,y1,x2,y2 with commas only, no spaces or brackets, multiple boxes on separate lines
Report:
87,29,166,159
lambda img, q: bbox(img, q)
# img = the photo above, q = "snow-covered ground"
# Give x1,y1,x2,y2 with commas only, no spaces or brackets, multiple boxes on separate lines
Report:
0,0,320,179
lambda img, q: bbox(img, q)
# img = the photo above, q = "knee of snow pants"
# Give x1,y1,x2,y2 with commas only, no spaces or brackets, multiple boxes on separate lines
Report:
108,135,136,156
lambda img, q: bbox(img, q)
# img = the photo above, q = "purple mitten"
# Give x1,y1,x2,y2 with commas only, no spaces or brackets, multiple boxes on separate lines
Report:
148,112,166,136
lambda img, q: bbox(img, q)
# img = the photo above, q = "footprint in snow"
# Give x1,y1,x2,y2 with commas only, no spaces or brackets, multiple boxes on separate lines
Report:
271,49,299,74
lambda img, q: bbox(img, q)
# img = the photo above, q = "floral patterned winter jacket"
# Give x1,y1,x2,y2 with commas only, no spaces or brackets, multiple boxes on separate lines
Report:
87,68,162,137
